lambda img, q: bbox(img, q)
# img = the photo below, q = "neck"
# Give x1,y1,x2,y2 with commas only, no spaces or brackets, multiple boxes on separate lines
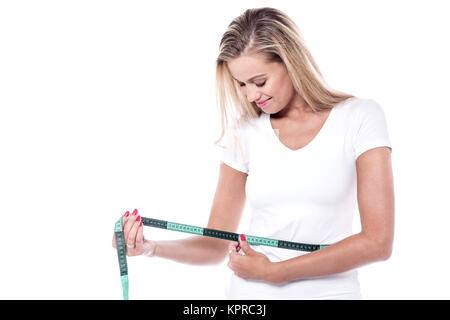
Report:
273,95,317,121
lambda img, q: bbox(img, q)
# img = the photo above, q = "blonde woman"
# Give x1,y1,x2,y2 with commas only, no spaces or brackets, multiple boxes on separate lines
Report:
113,7,394,300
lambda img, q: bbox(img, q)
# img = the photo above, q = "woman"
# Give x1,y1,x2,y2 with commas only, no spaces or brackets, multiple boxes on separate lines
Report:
112,7,394,300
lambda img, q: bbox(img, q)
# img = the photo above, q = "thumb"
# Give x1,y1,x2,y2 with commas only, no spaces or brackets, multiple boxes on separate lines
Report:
239,234,254,255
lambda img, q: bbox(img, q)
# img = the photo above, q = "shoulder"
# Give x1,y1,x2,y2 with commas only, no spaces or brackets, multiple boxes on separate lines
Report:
241,111,265,127
221,114,262,147
334,97,387,124
231,112,265,135
335,96,382,113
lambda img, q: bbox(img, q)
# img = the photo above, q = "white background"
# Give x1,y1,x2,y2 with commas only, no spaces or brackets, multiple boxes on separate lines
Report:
1,0,449,300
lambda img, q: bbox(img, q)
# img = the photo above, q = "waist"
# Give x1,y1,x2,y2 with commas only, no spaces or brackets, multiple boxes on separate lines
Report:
225,269,361,300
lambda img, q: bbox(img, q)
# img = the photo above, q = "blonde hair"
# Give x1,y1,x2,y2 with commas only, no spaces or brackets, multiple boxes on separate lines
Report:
214,7,354,147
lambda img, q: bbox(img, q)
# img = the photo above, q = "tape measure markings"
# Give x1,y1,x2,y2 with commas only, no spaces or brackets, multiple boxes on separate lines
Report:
114,217,129,300
115,216,330,300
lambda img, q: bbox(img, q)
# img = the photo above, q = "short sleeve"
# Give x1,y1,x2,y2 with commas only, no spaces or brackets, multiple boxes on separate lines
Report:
352,99,392,160
217,124,249,173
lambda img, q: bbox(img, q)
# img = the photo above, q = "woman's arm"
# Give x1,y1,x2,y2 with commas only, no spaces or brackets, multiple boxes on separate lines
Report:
151,162,248,265
269,147,395,284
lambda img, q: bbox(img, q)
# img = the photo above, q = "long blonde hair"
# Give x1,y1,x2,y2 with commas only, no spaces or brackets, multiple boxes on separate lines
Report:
215,7,354,147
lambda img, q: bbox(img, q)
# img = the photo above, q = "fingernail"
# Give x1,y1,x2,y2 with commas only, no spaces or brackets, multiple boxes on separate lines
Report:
124,211,130,217
136,215,141,222
139,221,143,227
240,234,246,242
132,209,138,215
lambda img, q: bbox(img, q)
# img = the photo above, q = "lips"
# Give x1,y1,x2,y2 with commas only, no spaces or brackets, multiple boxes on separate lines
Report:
256,98,271,106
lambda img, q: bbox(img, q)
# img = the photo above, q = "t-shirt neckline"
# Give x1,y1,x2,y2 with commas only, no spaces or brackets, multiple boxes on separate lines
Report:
265,106,336,153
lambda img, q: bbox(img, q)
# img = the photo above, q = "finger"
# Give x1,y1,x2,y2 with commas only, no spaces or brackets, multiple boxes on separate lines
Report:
228,242,239,255
127,215,141,247
122,211,130,226
126,219,140,256
233,242,241,253
135,220,144,253
238,234,252,255
229,250,240,263
113,211,130,248
123,209,138,239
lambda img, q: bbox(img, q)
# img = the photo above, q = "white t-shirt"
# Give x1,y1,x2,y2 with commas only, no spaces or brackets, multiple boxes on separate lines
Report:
218,97,392,299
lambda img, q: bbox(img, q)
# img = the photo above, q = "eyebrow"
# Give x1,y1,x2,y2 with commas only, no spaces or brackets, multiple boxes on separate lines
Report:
232,73,267,83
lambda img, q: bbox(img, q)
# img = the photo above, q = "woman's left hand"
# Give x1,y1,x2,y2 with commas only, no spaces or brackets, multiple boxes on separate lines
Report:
227,235,279,284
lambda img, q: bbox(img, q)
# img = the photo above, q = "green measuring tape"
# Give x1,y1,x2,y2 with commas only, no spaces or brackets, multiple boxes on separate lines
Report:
114,216,330,300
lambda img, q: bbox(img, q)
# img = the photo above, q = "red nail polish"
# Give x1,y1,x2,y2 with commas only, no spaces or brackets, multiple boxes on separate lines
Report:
124,211,130,217
240,234,246,242
132,209,138,215
139,221,143,227
136,215,141,222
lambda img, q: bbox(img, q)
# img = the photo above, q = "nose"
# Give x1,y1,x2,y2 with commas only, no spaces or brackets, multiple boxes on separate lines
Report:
246,87,261,103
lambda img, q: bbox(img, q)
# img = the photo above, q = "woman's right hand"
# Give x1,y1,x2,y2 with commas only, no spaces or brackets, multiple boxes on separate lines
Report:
112,209,156,257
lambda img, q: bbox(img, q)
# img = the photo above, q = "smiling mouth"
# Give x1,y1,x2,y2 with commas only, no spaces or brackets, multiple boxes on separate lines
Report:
256,98,271,106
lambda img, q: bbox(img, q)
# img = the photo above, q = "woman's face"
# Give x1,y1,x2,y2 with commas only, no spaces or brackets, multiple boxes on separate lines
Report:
227,53,297,114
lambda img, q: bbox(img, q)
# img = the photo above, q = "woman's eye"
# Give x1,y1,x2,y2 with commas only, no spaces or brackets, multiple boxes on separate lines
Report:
239,81,266,87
